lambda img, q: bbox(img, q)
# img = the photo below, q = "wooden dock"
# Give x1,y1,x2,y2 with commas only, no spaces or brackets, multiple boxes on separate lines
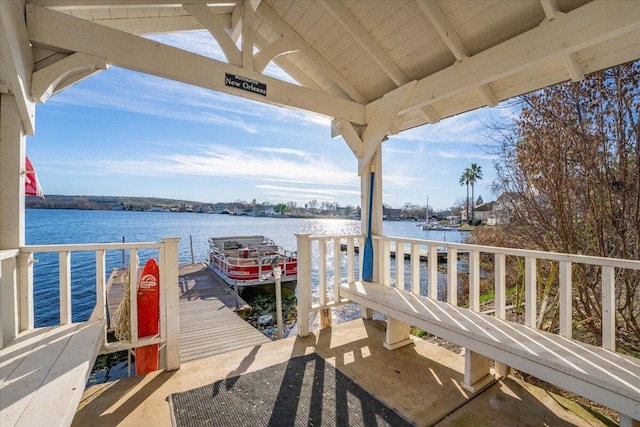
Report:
105,262,269,363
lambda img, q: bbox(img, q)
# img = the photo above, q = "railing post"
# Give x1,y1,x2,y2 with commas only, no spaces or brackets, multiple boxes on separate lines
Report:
428,245,438,300
559,261,572,339
381,238,391,286
524,257,537,328
447,247,457,306
601,266,615,351
296,233,312,337
410,243,420,295
17,251,34,332
493,253,510,378
59,251,72,325
318,238,331,328
96,250,107,346
333,237,342,302
129,250,139,344
469,250,480,311
162,237,181,371
395,241,405,290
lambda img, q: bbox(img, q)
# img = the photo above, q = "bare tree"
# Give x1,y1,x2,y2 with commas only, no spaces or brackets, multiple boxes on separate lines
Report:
482,62,640,350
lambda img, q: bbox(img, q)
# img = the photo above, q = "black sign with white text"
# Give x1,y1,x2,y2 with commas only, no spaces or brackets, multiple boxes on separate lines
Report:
224,73,267,96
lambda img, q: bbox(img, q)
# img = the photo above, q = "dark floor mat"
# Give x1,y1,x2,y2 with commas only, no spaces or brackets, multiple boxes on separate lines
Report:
168,352,413,426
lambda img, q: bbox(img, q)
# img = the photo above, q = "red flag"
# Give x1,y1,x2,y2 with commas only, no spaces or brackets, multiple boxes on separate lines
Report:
25,156,44,198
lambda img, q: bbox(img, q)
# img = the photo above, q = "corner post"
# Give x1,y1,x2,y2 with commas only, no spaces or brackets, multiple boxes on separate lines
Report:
161,237,181,371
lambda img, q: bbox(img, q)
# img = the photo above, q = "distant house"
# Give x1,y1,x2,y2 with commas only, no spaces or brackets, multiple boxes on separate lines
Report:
383,207,402,220
474,201,496,224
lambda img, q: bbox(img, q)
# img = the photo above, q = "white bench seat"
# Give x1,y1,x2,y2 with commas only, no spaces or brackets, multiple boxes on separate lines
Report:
0,320,104,427
340,280,640,422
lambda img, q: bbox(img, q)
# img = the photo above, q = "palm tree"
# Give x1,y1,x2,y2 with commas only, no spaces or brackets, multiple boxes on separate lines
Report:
459,169,471,222
468,163,483,223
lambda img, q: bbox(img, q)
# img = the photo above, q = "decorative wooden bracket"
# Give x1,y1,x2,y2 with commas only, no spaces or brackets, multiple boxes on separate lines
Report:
30,52,108,103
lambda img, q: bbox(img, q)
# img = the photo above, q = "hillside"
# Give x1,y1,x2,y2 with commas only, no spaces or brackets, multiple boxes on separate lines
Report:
25,195,210,212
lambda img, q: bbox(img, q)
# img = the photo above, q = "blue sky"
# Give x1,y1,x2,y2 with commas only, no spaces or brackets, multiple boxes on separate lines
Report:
26,31,510,210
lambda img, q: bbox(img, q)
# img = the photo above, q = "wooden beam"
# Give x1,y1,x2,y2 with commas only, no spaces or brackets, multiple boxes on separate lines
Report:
87,15,208,35
26,4,365,124
256,1,368,104
182,3,241,66
358,81,416,175
390,0,640,116
0,1,36,135
241,0,255,71
319,0,409,86
539,0,585,82
332,118,363,158
417,0,497,108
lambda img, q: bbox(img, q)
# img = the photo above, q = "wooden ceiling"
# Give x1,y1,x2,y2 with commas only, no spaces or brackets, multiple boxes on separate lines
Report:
9,0,640,139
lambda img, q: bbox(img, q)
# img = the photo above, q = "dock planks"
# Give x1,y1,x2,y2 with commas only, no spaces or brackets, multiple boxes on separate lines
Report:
105,262,269,364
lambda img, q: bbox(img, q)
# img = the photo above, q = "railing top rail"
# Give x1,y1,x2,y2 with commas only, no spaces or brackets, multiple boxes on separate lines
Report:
306,234,363,240
21,241,163,253
303,232,640,270
0,248,20,260
378,235,640,270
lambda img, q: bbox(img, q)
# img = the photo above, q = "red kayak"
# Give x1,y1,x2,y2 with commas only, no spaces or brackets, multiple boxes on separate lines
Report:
135,258,160,375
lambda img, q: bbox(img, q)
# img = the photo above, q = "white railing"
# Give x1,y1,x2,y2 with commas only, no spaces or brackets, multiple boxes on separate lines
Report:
296,233,640,352
1,238,180,370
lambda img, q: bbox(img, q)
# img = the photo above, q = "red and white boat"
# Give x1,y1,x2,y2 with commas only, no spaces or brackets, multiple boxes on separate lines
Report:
208,235,297,287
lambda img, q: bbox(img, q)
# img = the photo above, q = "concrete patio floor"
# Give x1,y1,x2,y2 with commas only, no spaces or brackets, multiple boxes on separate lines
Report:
73,319,612,426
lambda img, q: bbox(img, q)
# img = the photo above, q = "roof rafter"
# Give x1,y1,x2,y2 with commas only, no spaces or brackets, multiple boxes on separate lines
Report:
182,3,241,66
255,1,368,104
416,0,498,107
391,0,640,117
319,0,409,87
539,0,584,81
26,3,365,124
29,0,234,10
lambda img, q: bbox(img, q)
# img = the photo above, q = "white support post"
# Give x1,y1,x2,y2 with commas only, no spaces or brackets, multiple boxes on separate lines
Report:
161,237,181,371
0,94,27,343
1,257,18,344
410,243,420,295
384,317,413,350
296,233,312,337
525,257,537,328
395,241,405,290
469,250,480,311
447,247,457,305
462,350,494,393
601,266,616,351
559,261,572,339
17,251,34,332
59,251,72,325
427,245,438,300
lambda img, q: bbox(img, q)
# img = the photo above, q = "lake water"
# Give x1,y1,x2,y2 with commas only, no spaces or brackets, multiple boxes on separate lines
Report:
26,209,469,326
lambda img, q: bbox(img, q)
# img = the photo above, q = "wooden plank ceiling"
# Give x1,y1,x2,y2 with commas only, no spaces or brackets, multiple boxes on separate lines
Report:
24,0,640,136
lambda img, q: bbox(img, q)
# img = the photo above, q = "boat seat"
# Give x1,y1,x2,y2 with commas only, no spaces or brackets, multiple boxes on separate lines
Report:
339,280,640,425
0,320,104,427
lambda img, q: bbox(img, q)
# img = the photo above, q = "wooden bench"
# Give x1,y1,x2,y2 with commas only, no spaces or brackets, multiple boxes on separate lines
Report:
340,280,640,425
1,320,104,427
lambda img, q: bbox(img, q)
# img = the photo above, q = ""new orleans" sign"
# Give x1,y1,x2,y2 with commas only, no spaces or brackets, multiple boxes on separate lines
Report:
225,73,267,96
